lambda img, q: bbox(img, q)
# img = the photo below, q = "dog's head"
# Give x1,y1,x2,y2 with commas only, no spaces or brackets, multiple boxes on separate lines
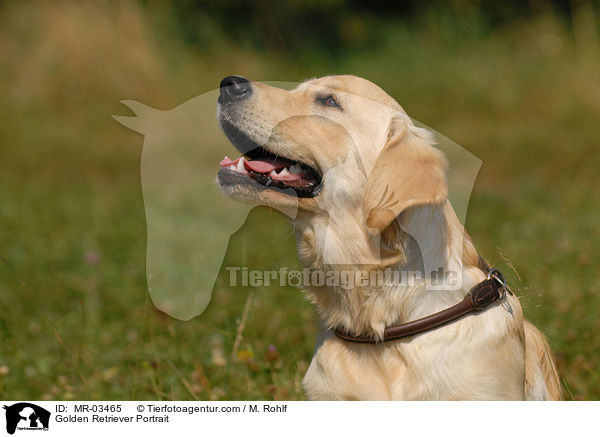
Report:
217,75,447,236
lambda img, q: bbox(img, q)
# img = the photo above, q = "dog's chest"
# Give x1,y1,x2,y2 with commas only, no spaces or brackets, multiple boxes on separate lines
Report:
302,309,527,401
303,336,422,400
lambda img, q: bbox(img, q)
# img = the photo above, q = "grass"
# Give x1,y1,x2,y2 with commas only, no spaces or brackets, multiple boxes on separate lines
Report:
0,1,599,400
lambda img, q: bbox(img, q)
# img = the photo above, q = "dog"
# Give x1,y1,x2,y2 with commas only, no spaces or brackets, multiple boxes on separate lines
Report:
216,74,561,400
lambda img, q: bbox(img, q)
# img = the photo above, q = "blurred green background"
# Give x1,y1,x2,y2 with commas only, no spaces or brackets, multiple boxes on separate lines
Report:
0,0,599,400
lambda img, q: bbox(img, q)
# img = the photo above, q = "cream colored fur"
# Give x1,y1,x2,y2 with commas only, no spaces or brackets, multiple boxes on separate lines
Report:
217,75,561,400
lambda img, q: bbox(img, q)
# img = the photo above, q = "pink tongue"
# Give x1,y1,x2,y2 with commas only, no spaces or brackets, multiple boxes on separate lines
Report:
243,159,289,174
220,156,300,181
220,157,240,167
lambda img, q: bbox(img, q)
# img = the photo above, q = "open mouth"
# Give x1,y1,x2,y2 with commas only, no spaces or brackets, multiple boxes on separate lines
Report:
218,122,322,198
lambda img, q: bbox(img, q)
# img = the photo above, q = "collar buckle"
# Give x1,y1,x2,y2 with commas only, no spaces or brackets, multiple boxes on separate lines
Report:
487,268,513,296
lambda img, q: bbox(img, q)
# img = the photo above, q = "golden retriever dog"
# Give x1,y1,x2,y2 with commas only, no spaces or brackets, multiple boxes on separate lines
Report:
216,74,561,400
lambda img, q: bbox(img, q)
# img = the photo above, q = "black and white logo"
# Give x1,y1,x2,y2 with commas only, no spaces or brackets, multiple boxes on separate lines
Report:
3,403,50,435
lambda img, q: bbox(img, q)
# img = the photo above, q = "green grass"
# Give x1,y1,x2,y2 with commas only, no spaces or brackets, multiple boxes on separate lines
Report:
1,2,599,400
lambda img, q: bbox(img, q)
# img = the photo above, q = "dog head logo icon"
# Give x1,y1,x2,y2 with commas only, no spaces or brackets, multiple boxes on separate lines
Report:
3,403,50,434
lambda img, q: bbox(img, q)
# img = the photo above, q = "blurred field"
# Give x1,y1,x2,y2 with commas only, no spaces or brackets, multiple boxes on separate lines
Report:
0,1,599,400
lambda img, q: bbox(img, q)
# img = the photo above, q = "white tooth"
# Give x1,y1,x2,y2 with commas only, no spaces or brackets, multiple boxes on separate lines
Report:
279,168,289,176
290,164,301,174
237,157,245,172
269,170,277,177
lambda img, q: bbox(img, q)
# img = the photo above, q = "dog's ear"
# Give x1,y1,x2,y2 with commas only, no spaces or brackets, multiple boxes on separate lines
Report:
364,117,448,232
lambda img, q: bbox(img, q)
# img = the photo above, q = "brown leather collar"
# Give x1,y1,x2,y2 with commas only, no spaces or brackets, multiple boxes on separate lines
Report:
334,269,510,344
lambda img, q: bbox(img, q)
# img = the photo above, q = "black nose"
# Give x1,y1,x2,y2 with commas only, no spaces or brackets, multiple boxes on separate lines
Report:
219,75,252,104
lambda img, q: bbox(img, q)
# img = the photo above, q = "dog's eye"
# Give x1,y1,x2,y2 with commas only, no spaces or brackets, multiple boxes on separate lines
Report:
316,95,341,109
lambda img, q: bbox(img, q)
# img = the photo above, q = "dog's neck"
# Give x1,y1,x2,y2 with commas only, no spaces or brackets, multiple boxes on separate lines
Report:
294,201,486,338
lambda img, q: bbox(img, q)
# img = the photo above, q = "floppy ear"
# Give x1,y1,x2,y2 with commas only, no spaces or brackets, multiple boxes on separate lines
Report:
365,117,448,232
